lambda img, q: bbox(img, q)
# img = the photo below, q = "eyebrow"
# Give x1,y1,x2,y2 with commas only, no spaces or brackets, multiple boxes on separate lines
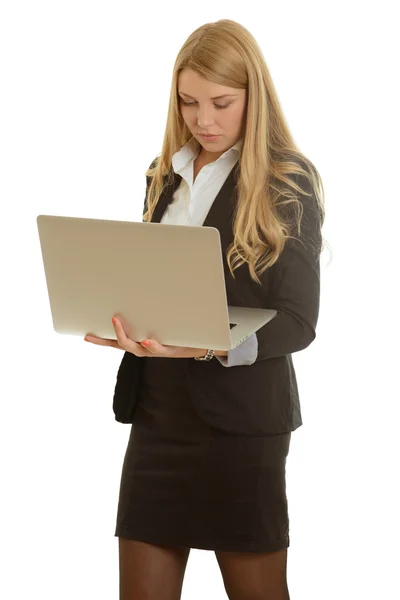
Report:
178,91,238,100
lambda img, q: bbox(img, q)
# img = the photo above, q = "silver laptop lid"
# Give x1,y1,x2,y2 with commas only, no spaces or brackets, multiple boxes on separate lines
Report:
36,215,234,349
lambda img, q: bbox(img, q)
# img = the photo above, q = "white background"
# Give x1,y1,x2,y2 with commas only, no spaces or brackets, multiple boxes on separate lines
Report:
1,1,399,598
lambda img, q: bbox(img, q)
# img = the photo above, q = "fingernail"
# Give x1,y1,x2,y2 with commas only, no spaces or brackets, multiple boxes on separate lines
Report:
142,340,150,346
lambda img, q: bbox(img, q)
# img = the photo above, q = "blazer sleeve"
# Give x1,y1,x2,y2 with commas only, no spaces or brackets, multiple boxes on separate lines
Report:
254,171,323,362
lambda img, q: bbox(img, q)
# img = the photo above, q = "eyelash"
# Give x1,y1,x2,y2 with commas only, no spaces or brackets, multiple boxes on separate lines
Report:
181,100,230,110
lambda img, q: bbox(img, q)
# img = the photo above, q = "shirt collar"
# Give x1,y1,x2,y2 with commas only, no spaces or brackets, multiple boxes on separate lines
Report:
172,136,243,175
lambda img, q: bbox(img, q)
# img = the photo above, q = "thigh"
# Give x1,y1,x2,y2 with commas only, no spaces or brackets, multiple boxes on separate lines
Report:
214,548,289,600
118,538,191,600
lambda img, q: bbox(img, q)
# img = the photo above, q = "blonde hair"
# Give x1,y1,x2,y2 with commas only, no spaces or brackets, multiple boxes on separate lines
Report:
143,19,326,284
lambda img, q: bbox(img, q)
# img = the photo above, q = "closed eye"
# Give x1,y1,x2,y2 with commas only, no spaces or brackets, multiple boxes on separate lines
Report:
181,100,230,110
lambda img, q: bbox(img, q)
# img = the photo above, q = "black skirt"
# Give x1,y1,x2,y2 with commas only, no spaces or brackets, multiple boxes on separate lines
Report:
114,357,291,553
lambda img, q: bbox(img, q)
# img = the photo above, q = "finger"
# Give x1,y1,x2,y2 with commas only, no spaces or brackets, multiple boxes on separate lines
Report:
141,339,173,357
112,317,152,356
112,316,132,349
84,335,121,349
140,339,155,353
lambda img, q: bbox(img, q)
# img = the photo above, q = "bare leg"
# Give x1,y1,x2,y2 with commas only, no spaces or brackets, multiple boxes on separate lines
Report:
215,547,290,600
118,537,191,600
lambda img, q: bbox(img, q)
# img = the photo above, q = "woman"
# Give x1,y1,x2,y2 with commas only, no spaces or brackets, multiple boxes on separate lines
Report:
85,19,325,600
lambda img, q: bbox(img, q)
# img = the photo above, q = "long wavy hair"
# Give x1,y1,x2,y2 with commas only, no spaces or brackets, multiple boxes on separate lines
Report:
143,19,326,285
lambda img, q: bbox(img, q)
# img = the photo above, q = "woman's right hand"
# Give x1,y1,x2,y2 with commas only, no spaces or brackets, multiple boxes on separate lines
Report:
83,316,153,357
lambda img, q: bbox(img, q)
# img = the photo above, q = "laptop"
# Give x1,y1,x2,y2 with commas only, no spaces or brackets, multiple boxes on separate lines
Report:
36,215,277,351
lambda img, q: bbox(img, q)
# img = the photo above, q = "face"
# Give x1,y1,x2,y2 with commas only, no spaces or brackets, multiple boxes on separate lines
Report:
177,68,247,161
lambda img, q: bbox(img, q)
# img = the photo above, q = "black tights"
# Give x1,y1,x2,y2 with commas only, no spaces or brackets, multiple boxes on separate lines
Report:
118,538,290,600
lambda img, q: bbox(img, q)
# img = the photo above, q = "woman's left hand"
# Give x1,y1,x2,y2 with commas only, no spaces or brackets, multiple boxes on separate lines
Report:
83,315,208,359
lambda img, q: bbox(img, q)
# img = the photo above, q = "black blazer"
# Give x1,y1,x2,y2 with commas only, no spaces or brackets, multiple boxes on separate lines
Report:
112,159,322,435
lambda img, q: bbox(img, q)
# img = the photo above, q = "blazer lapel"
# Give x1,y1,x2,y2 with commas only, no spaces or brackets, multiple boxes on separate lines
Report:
150,171,183,223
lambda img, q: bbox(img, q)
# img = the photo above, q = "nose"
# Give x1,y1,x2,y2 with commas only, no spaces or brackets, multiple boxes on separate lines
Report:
196,106,215,129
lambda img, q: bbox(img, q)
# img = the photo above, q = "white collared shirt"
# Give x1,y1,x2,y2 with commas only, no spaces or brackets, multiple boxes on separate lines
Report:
161,136,243,227
159,136,257,367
